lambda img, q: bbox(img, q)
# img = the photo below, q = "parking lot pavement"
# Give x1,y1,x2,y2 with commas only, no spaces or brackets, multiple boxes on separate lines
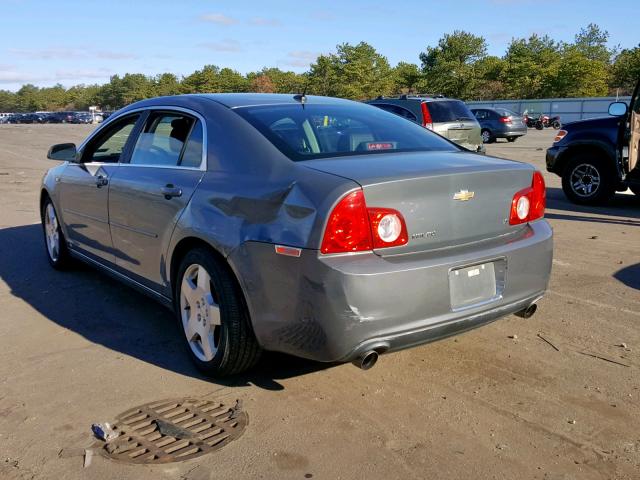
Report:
0,125,638,480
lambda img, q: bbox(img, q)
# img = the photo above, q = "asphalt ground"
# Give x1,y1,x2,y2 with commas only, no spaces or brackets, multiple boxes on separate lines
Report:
0,125,638,479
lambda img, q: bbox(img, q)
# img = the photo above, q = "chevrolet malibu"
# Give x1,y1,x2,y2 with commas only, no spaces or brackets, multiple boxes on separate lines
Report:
41,94,553,376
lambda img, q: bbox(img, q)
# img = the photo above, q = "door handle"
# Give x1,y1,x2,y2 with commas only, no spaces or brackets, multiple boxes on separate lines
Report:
95,175,108,188
161,184,182,199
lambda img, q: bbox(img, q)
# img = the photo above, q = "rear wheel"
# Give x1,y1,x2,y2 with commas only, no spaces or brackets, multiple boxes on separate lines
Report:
630,186,640,196
561,154,616,205
481,129,494,144
506,136,517,143
175,248,261,376
41,198,72,269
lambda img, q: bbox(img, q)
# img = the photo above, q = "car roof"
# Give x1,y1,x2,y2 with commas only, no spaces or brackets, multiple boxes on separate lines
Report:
368,96,460,104
125,93,354,111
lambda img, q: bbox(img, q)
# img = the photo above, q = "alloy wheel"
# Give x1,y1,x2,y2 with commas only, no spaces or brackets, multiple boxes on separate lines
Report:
44,203,60,262
179,263,221,362
570,163,601,197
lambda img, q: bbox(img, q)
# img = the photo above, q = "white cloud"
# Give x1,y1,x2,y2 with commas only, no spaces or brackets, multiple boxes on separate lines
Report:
7,48,136,60
199,13,237,25
199,40,243,53
249,17,281,27
282,50,320,68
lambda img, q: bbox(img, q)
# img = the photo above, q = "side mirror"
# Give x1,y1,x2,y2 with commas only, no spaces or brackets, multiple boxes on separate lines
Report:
47,143,78,162
608,102,628,117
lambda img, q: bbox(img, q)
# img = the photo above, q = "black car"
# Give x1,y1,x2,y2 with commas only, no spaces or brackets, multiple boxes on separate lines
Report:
546,79,640,204
471,107,528,143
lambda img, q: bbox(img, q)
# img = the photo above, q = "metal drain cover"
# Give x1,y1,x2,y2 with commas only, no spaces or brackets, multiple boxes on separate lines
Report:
97,397,247,464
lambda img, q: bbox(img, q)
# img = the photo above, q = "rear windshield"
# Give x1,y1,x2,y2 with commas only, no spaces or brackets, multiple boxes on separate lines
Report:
426,100,475,122
234,103,459,161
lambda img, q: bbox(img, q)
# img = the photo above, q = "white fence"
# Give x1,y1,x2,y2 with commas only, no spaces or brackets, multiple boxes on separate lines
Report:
466,96,632,124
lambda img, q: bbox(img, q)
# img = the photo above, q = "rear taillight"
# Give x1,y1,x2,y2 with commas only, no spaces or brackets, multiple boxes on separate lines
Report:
421,102,433,130
509,171,546,225
320,190,408,254
499,116,512,124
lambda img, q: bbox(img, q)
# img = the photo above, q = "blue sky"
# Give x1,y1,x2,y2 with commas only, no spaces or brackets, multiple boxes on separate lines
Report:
1,0,638,91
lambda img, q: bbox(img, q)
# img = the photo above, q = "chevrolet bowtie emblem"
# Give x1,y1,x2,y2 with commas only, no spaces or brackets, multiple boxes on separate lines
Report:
453,190,475,201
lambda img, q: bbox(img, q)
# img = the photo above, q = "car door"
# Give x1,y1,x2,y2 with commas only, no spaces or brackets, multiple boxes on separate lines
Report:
107,109,206,292
627,81,640,173
57,113,141,263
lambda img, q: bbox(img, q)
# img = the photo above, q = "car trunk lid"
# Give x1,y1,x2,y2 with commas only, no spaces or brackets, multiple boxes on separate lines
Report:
304,151,535,256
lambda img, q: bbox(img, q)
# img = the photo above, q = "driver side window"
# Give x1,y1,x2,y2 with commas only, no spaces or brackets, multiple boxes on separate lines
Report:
82,115,139,163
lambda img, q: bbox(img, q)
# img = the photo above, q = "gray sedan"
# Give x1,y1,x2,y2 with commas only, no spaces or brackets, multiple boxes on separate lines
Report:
41,94,553,376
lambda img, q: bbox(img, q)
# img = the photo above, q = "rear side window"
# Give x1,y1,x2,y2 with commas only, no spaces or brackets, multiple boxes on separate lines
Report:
371,104,418,123
235,103,458,161
129,113,203,168
427,101,475,122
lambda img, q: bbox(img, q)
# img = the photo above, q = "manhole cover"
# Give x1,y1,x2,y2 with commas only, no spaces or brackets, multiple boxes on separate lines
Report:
97,398,247,464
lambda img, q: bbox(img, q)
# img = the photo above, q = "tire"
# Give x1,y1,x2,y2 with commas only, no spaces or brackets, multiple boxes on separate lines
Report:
175,248,261,376
506,136,517,143
481,129,494,144
41,197,73,269
535,122,544,130
561,154,616,205
552,120,561,129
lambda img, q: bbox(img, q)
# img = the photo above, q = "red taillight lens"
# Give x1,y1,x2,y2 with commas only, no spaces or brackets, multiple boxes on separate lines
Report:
421,102,433,130
320,190,409,254
320,190,372,254
509,171,546,225
499,116,512,123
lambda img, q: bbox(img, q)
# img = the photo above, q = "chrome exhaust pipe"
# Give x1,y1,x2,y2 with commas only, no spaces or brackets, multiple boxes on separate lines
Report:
515,303,537,319
353,350,379,370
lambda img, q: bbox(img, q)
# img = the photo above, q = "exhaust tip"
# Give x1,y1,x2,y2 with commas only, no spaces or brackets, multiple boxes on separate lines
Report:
353,350,379,370
515,303,537,319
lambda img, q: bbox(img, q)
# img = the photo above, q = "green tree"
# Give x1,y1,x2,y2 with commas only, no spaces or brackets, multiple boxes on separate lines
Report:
392,62,425,94
574,23,613,63
308,42,394,100
154,73,182,97
554,46,609,97
217,68,250,92
182,65,222,93
419,31,487,99
501,34,561,98
610,45,640,95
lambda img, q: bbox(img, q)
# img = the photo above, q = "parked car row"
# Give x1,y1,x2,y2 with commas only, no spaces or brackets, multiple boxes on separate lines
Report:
0,111,112,124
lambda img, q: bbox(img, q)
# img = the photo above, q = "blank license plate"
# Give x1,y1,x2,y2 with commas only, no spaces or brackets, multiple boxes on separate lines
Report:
449,262,498,310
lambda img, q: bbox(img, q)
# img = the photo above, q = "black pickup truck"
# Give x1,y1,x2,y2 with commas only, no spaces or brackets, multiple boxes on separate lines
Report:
546,79,640,205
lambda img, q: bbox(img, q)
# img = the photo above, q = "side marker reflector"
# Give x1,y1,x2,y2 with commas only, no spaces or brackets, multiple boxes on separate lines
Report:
275,245,302,257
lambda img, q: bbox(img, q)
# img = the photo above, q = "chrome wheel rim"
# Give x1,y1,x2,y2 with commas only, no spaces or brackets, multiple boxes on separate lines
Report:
44,204,60,262
481,131,491,143
179,264,221,362
570,163,601,197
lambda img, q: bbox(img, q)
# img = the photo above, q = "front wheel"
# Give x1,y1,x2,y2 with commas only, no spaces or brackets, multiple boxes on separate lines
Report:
561,155,615,205
175,248,261,376
41,198,72,269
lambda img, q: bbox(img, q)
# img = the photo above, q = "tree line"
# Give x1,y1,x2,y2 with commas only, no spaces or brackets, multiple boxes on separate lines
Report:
1,24,638,113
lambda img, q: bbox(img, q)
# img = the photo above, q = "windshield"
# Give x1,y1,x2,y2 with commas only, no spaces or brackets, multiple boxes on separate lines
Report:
234,103,459,161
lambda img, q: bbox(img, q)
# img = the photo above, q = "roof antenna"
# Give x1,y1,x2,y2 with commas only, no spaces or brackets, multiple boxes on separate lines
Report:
293,81,308,106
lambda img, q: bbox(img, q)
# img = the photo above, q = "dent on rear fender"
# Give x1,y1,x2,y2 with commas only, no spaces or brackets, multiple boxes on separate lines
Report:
209,181,318,247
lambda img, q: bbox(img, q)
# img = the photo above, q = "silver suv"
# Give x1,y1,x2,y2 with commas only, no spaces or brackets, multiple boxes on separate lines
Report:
366,95,484,152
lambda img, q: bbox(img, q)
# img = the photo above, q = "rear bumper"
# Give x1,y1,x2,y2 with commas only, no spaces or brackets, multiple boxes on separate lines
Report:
495,125,527,138
230,220,553,363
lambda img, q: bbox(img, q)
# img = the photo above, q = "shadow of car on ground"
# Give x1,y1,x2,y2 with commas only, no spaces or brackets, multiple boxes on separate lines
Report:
0,223,331,391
